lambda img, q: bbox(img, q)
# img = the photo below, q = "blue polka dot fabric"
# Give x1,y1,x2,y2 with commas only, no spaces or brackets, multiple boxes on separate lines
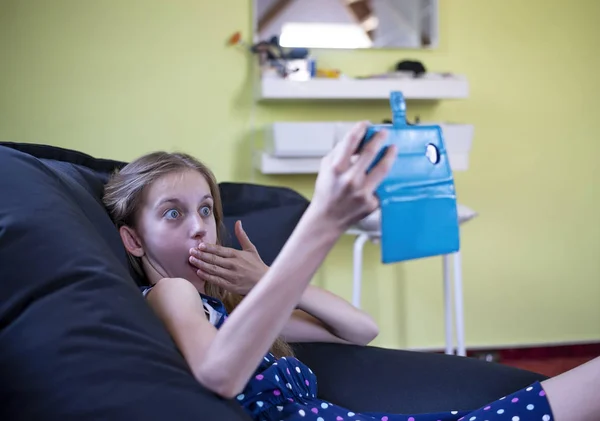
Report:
237,354,554,421
140,289,554,421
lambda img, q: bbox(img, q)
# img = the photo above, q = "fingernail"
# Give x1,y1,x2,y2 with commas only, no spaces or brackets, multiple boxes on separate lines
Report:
199,243,206,250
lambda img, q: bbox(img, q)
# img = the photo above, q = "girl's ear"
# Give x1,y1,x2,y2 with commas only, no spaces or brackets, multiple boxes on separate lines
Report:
119,226,145,257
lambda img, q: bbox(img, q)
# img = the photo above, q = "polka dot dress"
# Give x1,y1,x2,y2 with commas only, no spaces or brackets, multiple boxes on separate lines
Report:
237,353,554,421
141,289,554,421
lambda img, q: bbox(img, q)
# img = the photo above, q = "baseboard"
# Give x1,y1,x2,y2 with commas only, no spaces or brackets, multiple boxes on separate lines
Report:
406,341,600,365
469,342,600,362
406,339,600,354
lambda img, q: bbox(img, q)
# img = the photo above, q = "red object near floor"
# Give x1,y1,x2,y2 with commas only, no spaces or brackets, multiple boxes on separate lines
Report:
468,343,600,377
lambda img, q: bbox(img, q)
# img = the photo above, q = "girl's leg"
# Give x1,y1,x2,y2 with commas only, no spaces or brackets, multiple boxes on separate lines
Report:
541,356,600,421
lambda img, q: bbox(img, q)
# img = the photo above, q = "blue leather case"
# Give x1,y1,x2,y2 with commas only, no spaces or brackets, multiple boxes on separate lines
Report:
360,92,460,263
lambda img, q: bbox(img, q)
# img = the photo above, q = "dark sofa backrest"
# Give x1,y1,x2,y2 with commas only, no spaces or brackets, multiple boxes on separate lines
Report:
0,141,310,273
0,142,308,420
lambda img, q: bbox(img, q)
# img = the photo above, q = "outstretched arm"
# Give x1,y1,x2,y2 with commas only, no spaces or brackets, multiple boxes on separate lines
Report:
150,122,395,398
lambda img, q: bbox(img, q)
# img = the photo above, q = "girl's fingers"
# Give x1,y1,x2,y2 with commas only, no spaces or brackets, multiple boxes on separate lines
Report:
191,244,234,258
190,256,231,276
330,121,370,173
190,249,234,270
364,144,397,193
351,129,389,176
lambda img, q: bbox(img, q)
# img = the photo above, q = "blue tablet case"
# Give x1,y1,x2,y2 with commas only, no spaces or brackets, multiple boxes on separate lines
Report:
361,91,460,263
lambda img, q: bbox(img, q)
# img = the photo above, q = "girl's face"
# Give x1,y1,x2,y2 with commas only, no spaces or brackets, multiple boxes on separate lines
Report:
122,169,217,289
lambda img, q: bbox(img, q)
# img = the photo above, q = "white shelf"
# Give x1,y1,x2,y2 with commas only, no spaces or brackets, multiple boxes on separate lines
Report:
265,121,473,158
257,121,474,174
254,151,322,174
264,121,345,158
255,150,470,174
258,74,469,100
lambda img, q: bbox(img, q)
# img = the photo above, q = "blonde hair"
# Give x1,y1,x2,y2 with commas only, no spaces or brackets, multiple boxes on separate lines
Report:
103,151,294,358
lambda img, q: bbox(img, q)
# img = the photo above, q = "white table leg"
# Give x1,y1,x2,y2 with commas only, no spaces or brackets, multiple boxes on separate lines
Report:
352,233,370,308
453,251,466,356
442,254,454,355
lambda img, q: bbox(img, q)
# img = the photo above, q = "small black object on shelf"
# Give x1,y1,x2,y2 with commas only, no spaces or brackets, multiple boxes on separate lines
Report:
395,60,427,77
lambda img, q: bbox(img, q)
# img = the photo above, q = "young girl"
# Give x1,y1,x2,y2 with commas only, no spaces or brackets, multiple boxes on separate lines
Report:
103,122,598,421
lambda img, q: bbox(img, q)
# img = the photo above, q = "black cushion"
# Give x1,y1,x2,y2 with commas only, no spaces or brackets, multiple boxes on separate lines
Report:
0,144,250,420
0,142,547,419
219,182,309,265
0,141,310,268
293,342,547,413
0,141,126,179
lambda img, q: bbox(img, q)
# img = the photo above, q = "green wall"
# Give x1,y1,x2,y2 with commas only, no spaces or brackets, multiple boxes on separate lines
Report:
1,0,599,350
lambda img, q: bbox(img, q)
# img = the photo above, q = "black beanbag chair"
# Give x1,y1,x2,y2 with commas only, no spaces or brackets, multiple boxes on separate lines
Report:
0,142,546,420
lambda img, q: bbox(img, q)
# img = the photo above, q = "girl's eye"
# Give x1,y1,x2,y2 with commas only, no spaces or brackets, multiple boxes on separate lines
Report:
164,209,180,220
200,206,212,217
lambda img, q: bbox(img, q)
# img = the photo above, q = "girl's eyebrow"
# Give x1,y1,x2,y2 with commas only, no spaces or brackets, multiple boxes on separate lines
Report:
155,194,213,208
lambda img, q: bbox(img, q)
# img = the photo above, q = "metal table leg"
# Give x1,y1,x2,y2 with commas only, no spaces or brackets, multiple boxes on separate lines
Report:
352,233,370,308
454,251,466,356
442,254,455,355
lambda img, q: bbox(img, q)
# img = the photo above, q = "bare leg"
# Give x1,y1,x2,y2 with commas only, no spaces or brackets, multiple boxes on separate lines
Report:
541,356,600,421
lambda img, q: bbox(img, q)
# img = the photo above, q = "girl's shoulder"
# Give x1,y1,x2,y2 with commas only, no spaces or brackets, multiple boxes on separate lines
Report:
139,285,228,329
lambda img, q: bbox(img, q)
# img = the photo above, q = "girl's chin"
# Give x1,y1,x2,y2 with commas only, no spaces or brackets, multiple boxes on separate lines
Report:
186,264,206,284
161,264,201,285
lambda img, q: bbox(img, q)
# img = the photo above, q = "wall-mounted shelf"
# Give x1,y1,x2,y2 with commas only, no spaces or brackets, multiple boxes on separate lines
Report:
257,73,469,101
255,150,471,175
254,152,321,174
255,121,474,174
